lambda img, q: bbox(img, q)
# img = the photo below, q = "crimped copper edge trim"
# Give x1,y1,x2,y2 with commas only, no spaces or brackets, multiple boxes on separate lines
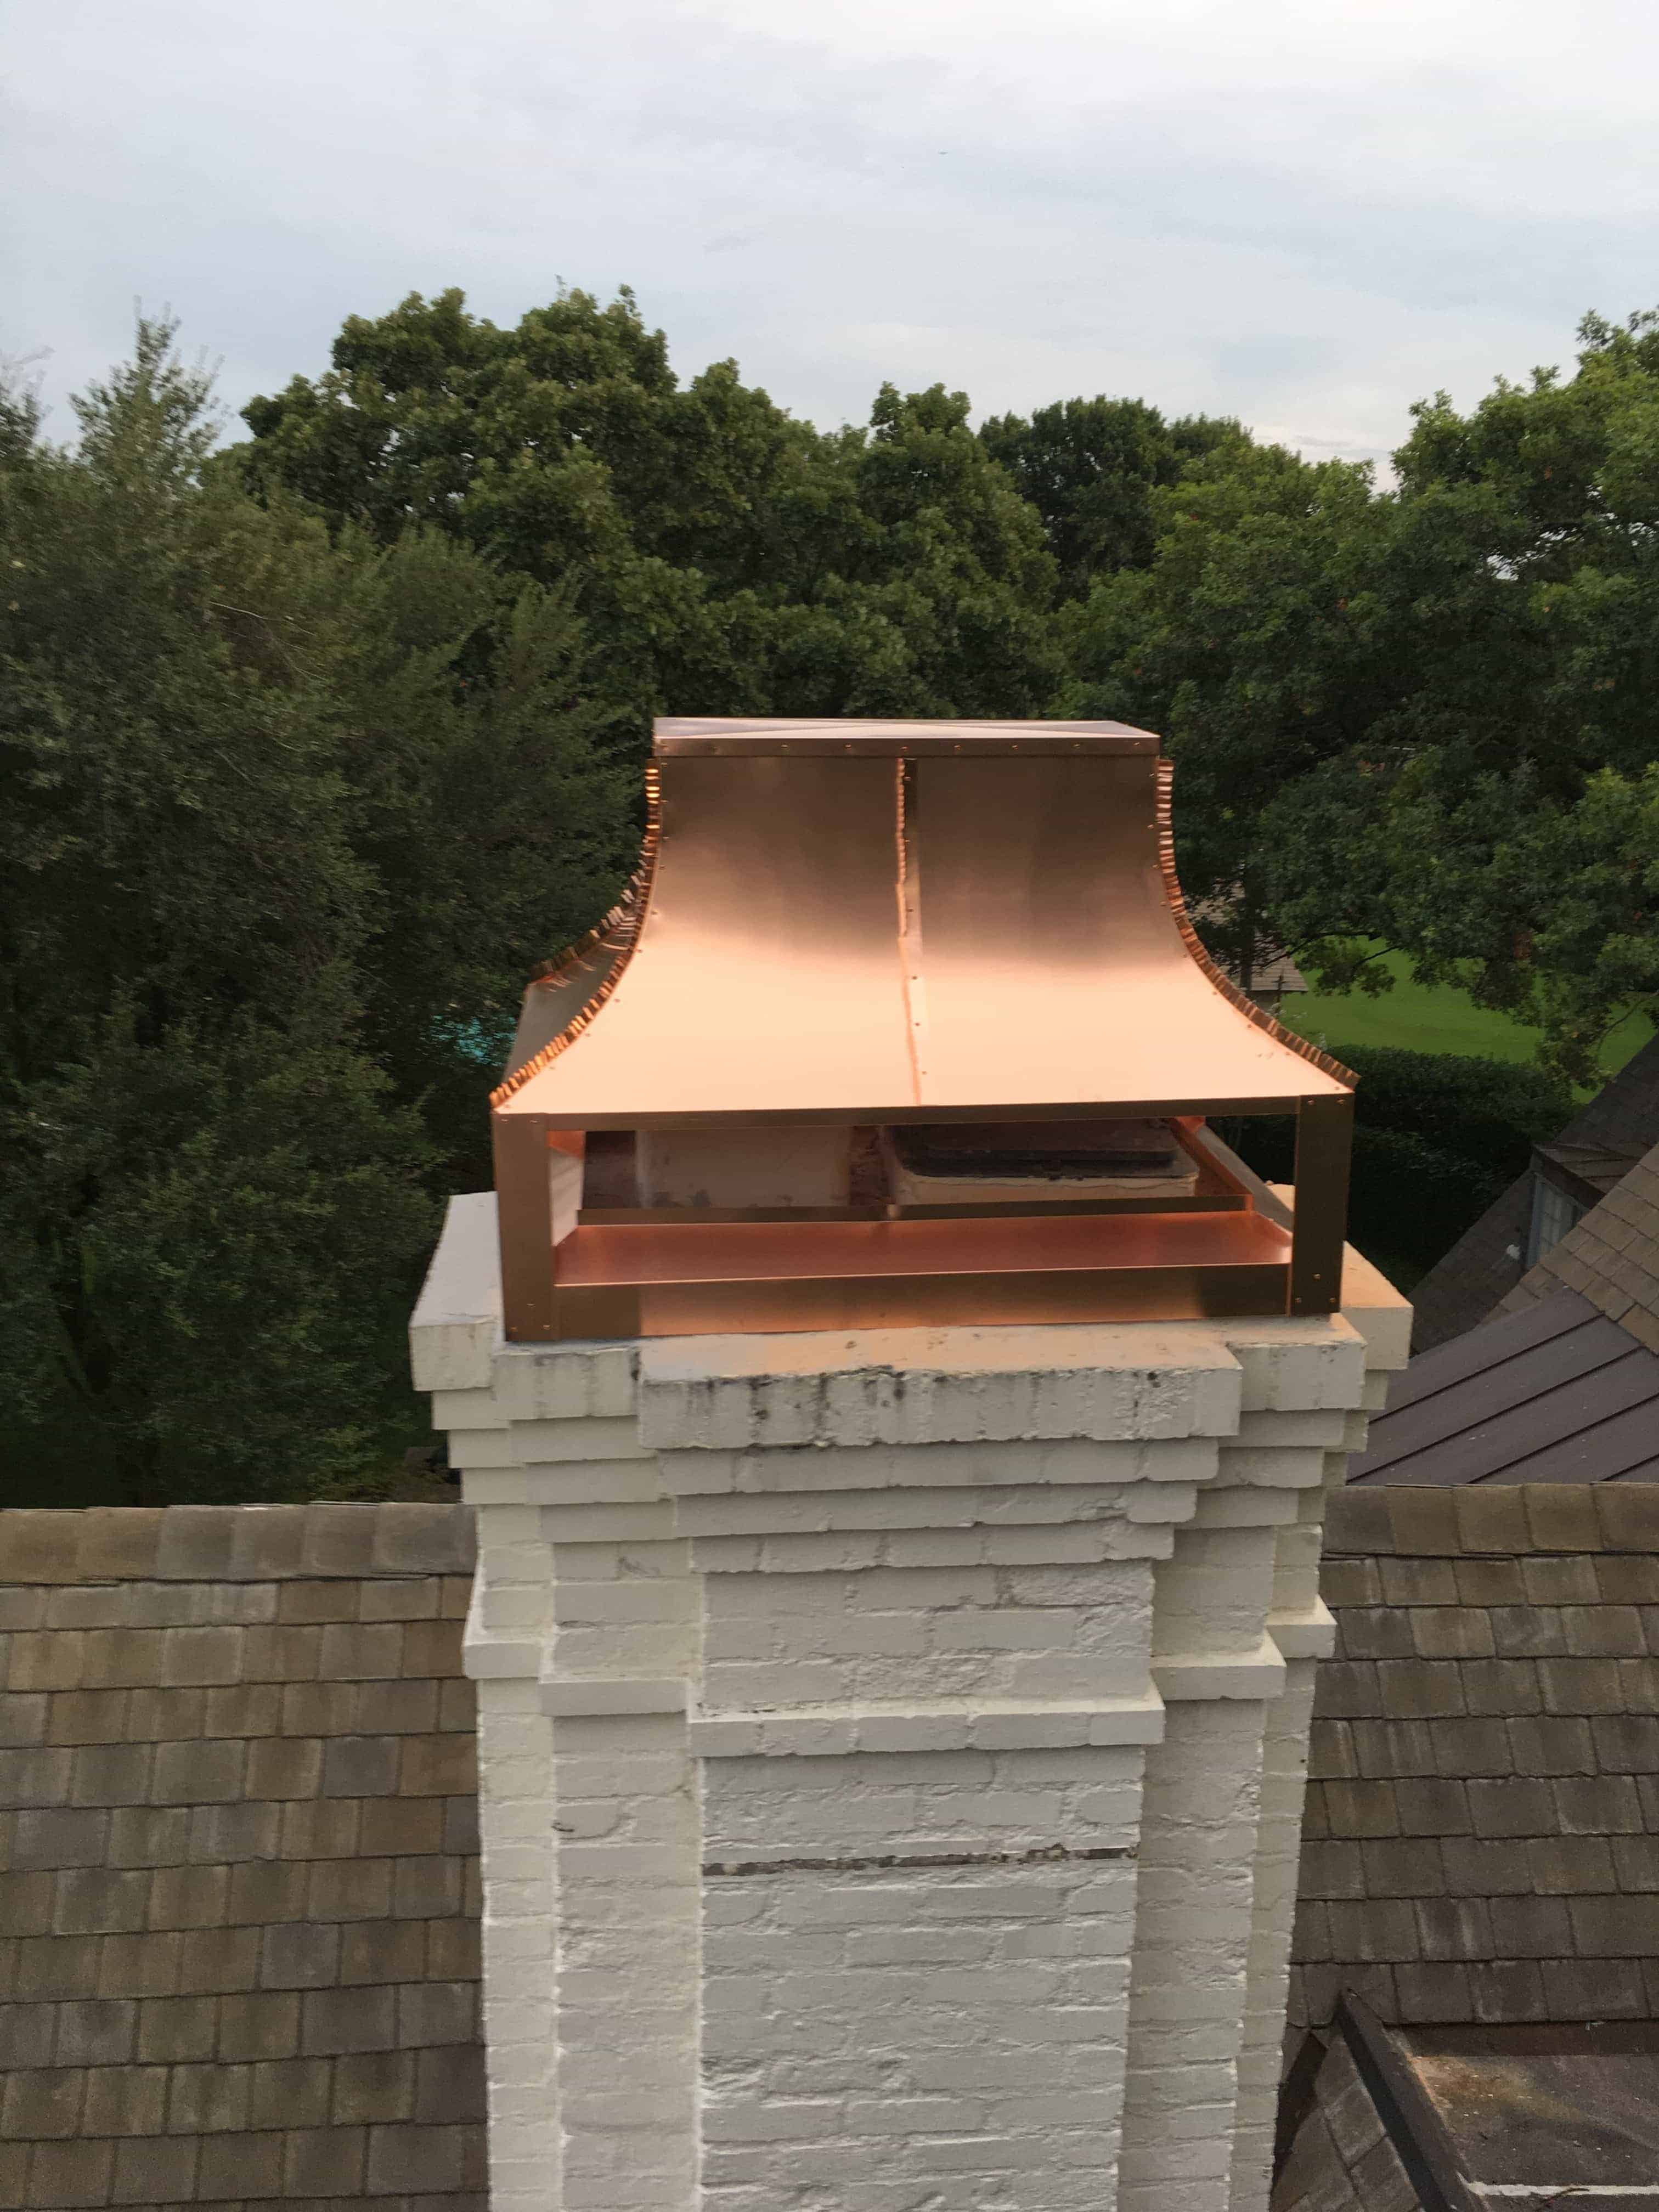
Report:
1156,762,1356,1091
489,764,663,1110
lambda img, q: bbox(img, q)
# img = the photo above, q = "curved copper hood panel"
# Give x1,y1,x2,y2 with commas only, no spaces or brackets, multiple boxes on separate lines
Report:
494,720,1351,1129
504,768,661,1082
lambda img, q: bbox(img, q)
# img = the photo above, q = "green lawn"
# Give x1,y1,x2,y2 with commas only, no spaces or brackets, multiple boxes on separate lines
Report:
1283,951,1654,1080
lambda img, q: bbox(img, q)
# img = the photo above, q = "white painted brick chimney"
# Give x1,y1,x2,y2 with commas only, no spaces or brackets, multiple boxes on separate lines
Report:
413,1193,1408,2212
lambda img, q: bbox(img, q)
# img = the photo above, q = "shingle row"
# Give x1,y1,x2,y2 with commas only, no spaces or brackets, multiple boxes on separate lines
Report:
1325,1482,1659,1557
0,1508,476,1589
1294,1506,1659,2033
0,1511,484,2210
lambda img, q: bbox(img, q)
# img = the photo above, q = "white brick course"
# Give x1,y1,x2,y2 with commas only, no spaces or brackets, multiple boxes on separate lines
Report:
1228,1658,1318,2212
1117,1700,1267,2212
413,1192,1405,2210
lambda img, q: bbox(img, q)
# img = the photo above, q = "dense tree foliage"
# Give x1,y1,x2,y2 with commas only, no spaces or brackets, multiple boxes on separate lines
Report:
1,322,634,1503
1058,440,1393,992
8,290,1659,1501
979,397,1246,596
245,286,1659,1077
1067,309,1659,1078
0,301,1070,1503
240,289,1060,724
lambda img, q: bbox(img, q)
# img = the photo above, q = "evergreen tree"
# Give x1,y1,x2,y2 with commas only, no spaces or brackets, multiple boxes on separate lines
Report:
0,321,632,1501
1,324,431,1499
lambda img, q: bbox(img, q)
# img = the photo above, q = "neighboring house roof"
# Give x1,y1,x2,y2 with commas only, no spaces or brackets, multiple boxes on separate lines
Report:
1349,1137,1659,1487
1533,1135,1648,1205
1408,1032,1659,1353
1189,894,1308,1000
1273,2000,1435,2212
1240,947,1307,999
1497,1136,1659,1355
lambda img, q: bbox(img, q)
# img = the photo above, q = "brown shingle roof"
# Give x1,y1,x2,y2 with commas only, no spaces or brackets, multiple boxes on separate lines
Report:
0,1505,483,2212
1291,1483,1659,2039
1273,2000,1446,2212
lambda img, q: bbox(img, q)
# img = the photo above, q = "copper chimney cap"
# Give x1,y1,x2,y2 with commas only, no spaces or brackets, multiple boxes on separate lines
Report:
489,719,1355,1340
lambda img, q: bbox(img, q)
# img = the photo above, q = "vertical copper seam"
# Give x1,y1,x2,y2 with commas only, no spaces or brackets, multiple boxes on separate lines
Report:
489,763,664,1109
894,756,925,1104
1155,762,1356,1090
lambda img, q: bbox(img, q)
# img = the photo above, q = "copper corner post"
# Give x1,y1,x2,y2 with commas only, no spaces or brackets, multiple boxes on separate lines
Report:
491,1112,557,1340
1290,1093,1355,1317
489,718,1357,1341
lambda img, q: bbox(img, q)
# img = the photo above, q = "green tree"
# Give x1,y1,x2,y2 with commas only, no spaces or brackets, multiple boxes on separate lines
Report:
1261,311,1659,1076
1058,437,1390,990
323,531,637,1189
980,396,1247,596
1056,311,1659,1079
238,290,1060,728
0,323,435,1500
0,321,636,1502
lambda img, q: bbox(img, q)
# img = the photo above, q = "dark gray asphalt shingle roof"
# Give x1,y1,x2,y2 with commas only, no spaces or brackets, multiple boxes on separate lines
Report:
1348,1286,1659,1487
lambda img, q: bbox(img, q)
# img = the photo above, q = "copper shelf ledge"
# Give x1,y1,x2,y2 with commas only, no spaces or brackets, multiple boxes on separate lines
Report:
547,1208,1293,1340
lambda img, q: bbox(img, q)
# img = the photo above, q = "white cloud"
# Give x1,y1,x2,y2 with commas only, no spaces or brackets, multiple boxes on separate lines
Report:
6,0,1658,462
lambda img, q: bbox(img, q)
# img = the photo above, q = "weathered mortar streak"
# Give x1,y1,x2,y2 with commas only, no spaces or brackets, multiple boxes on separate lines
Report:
639,1326,1250,1453
674,1481,1181,1537
704,1839,1138,1876
702,1743,1144,1864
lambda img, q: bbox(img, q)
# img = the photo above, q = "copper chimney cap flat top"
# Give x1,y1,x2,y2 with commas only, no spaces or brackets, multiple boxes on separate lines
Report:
654,717,1161,756
496,718,1352,1128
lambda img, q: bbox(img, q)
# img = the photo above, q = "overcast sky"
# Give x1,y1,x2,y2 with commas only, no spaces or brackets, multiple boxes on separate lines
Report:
9,0,1659,466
